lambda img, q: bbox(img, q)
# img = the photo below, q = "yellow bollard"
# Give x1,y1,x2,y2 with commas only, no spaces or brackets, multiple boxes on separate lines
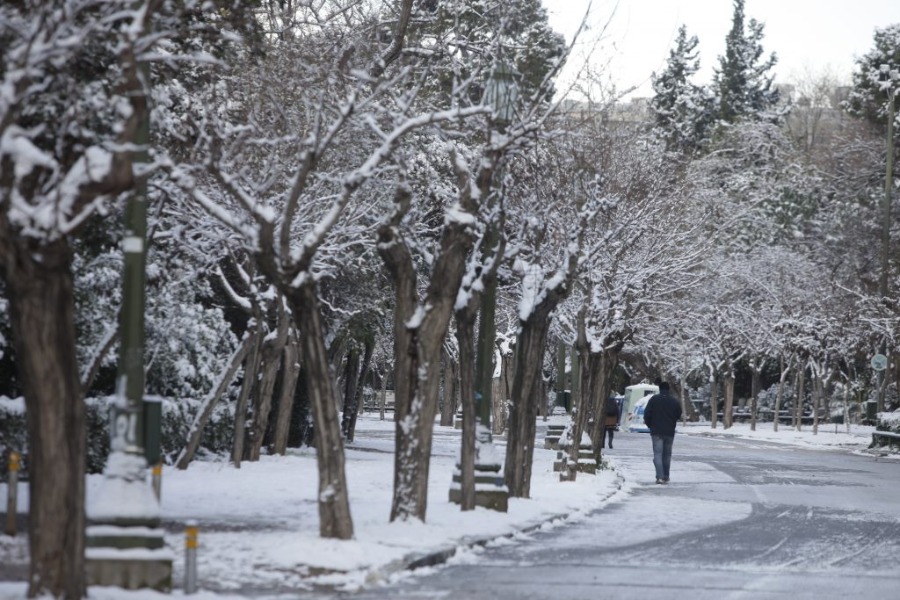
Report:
151,462,162,500
184,520,198,594
5,451,20,537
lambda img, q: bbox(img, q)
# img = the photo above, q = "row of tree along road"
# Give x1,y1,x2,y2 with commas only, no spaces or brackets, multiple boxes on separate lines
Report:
1,0,898,598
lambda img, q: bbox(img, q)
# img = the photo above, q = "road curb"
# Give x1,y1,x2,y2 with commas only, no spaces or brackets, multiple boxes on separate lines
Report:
362,467,627,586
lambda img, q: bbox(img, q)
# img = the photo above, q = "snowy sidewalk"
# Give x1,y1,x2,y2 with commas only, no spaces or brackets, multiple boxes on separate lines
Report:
678,419,879,453
2,415,886,599
0,414,623,599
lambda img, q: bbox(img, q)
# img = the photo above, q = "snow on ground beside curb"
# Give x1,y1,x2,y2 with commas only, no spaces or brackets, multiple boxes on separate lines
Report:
0,414,620,599
6,413,885,599
679,420,877,451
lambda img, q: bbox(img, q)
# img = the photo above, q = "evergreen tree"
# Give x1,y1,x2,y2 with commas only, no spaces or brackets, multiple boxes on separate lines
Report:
420,0,566,105
845,23,900,131
649,25,714,154
714,0,781,124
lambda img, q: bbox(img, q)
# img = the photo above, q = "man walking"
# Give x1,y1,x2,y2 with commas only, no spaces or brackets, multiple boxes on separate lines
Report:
642,381,682,484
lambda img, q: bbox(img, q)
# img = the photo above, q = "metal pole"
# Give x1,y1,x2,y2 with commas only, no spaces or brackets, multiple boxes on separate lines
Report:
184,520,198,594
474,231,497,439
880,90,895,298
878,91,894,413
4,452,19,537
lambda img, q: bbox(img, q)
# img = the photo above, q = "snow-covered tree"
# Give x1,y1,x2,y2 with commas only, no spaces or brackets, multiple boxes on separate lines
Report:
0,1,242,595
649,25,714,154
713,0,782,124
845,23,900,129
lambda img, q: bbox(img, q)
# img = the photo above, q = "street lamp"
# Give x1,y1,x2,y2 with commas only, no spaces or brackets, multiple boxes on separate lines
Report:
85,62,172,591
481,60,520,128
877,68,897,412
474,58,519,440
449,58,519,513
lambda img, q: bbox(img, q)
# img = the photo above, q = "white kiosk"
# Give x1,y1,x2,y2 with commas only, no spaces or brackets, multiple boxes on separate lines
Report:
621,383,659,432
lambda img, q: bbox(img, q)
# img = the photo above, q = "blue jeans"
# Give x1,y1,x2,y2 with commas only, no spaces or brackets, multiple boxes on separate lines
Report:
651,434,675,481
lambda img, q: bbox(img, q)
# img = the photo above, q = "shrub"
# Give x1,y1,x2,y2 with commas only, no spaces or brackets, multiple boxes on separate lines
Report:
0,395,234,479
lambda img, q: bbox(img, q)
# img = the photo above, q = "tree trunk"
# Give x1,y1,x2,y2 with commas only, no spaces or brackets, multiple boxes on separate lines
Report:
750,360,760,432
843,382,851,434
176,329,257,469
567,345,598,483
492,347,514,435
379,181,475,522
351,337,374,441
231,320,262,468
723,367,735,429
379,364,388,421
504,316,552,497
342,337,373,443
271,332,301,455
1,238,86,599
439,346,459,427
812,374,822,435
774,353,790,432
340,348,361,439
795,362,806,431
556,341,568,400
247,302,290,461
709,368,718,429
286,281,353,539
455,307,478,511
588,346,621,452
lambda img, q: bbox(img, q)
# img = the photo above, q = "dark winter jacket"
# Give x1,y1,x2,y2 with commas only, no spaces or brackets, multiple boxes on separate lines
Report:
643,390,682,437
603,397,620,428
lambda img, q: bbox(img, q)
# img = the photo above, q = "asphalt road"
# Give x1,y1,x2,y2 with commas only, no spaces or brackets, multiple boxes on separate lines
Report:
342,429,900,600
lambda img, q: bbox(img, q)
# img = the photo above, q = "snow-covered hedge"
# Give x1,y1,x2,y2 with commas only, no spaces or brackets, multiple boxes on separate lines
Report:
876,410,900,434
0,395,233,479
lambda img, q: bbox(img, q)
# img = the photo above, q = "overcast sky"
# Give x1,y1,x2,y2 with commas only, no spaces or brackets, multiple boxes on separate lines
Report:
542,0,900,99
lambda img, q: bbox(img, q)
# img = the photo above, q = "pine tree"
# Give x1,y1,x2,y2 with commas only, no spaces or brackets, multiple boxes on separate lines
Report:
845,23,900,130
714,0,781,124
420,0,566,105
649,25,714,154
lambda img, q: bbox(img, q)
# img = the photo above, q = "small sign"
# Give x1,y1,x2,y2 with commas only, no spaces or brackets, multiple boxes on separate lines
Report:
871,354,888,371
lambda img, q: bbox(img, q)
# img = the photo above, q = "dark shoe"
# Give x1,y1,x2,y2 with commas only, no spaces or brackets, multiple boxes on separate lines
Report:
655,479,663,484
661,479,669,484
608,444,613,449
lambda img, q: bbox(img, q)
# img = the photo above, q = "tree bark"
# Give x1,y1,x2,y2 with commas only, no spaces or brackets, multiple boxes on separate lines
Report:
723,365,735,429
231,320,262,468
0,238,86,599
812,371,823,435
587,346,622,452
439,345,459,427
247,301,290,461
795,361,806,431
379,364,388,421
750,358,761,431
504,315,552,497
286,281,354,538
341,336,373,443
774,353,791,432
379,183,474,522
176,329,258,469
340,348,361,439
492,347,514,435
455,306,478,511
271,332,301,455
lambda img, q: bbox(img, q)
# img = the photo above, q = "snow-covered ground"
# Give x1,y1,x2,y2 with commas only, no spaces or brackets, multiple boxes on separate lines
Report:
679,419,881,453
0,413,887,599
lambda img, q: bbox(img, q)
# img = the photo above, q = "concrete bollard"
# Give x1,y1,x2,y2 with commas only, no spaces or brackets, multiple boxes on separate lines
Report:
151,462,162,501
184,520,198,594
5,451,20,537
